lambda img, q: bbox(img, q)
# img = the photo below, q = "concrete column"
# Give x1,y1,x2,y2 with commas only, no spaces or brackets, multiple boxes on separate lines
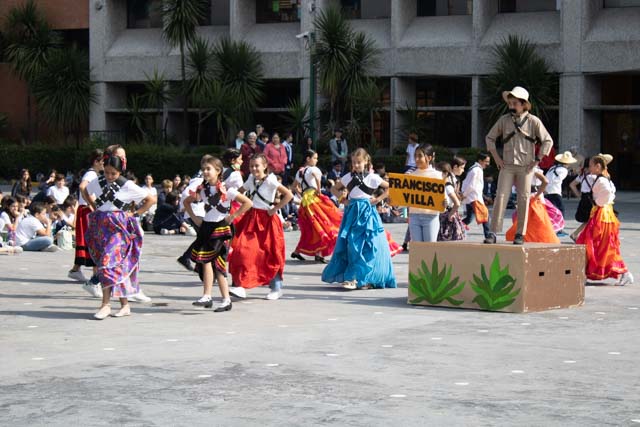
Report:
471,75,480,148
390,0,415,46
230,0,255,41
391,77,416,150
473,0,498,45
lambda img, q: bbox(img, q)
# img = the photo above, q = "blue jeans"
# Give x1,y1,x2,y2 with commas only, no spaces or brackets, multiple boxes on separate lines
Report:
408,213,439,243
462,203,491,238
270,273,283,291
22,236,53,251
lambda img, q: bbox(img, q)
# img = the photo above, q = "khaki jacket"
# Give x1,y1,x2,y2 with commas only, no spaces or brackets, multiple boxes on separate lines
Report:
486,112,553,166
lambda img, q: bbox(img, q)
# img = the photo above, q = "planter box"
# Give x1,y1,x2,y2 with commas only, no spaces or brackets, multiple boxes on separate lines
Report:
408,242,585,313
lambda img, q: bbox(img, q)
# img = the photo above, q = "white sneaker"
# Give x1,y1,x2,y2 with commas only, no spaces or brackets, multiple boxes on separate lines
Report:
129,291,152,303
185,226,197,237
68,270,87,282
83,281,103,298
160,228,170,235
43,244,60,252
266,290,282,300
618,272,634,286
229,286,246,299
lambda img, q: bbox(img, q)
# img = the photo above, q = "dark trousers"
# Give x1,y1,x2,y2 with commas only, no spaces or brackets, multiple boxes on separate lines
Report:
462,203,491,238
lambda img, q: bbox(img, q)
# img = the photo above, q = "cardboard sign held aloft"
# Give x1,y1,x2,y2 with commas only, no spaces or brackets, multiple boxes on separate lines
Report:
387,172,446,212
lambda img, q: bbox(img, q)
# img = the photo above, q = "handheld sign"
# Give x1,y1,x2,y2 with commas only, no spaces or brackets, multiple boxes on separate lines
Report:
388,172,446,212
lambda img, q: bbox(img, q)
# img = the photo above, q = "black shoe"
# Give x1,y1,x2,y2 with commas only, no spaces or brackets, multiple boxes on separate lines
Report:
192,298,213,308
315,255,327,264
177,256,195,272
214,302,232,312
484,233,497,244
402,243,409,252
513,234,525,245
291,252,305,261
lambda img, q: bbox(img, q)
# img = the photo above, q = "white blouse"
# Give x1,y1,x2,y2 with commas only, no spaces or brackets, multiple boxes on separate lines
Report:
591,175,616,206
295,166,322,190
340,172,383,200
86,178,148,212
243,174,279,210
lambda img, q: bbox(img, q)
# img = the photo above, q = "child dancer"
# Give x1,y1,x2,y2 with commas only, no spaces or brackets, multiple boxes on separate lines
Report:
437,162,464,241
322,148,396,290
577,155,633,285
69,149,104,296
461,152,491,241
184,155,252,311
545,151,577,236
407,144,442,243
228,153,293,300
291,149,342,263
506,168,559,244
85,155,156,320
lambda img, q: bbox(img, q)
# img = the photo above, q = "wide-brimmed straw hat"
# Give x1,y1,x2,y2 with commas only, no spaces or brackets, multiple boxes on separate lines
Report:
596,153,613,165
502,86,531,110
554,151,577,164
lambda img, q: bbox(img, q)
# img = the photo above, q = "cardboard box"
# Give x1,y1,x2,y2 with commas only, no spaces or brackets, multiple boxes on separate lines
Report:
408,242,585,313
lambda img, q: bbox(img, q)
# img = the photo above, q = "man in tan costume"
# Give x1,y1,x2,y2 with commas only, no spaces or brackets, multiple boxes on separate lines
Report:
485,86,553,245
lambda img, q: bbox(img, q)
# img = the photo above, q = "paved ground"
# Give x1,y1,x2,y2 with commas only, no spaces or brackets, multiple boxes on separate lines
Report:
1,197,639,426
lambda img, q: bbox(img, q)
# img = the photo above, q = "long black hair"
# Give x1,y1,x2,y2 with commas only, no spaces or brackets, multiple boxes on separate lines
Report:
104,154,125,173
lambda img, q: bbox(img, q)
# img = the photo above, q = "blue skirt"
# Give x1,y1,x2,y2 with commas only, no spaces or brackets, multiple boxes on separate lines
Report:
321,198,397,288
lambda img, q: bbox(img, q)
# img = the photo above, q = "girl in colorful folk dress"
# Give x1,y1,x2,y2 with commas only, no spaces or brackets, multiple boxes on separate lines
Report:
228,154,293,300
86,155,156,320
322,148,396,290
290,150,343,263
577,155,634,285
221,148,245,224
437,162,465,241
506,168,559,243
184,155,253,311
68,149,104,297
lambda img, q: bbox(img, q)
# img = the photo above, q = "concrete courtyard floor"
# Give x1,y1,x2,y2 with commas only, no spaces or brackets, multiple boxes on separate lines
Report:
1,198,639,426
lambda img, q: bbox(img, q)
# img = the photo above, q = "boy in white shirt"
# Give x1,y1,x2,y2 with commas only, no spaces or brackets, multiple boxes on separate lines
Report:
16,202,59,252
46,174,70,206
461,152,492,239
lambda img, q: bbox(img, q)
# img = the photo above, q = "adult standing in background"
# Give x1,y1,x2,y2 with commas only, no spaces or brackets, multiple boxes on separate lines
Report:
233,130,245,150
282,132,294,184
485,86,553,245
11,169,32,199
240,132,262,177
264,132,288,179
329,128,348,171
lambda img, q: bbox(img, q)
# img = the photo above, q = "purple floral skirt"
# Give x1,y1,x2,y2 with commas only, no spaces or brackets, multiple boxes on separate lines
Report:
87,210,143,298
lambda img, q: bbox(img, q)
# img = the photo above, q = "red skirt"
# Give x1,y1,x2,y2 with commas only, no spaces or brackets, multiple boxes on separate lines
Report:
576,205,628,281
228,208,285,288
74,205,95,267
295,191,342,257
386,230,402,257
506,196,559,244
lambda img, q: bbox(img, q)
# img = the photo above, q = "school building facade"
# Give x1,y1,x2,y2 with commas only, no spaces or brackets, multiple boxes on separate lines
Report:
87,0,640,188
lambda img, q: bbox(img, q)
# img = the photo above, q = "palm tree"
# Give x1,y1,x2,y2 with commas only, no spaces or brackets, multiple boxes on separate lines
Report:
313,6,352,124
186,37,216,145
397,103,430,142
3,0,62,143
343,32,379,122
280,99,311,146
144,69,170,143
352,80,385,153
161,0,209,144
211,38,264,128
126,93,148,141
201,81,239,145
483,35,558,125
31,47,95,147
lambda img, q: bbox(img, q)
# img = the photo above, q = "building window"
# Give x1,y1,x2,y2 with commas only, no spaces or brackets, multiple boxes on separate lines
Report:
417,0,472,16
258,80,300,108
210,0,231,25
256,0,301,24
341,0,391,19
499,0,559,13
604,0,640,6
127,0,163,29
416,78,471,107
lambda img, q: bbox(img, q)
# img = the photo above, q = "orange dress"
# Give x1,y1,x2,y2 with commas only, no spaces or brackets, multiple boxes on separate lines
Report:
576,204,628,281
506,196,559,243
295,190,343,257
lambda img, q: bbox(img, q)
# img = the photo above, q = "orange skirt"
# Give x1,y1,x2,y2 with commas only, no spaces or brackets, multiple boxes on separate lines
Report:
472,201,489,224
576,205,628,281
228,208,285,288
295,190,342,257
506,196,559,243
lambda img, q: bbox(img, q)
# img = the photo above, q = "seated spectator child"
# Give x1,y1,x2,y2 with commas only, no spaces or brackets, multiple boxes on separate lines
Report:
62,195,77,226
327,160,343,182
46,174,70,206
1,196,21,246
157,179,173,206
153,191,195,235
14,195,29,218
15,202,59,252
